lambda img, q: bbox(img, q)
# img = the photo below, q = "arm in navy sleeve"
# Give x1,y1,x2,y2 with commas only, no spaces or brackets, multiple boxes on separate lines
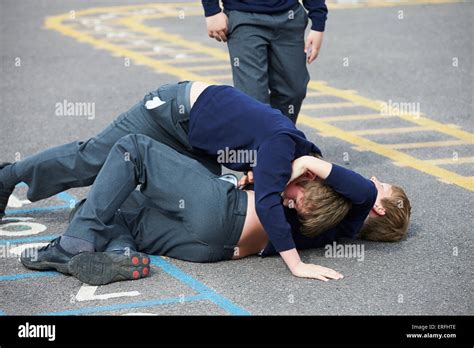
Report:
253,134,297,252
201,0,221,17
302,0,328,32
323,164,378,238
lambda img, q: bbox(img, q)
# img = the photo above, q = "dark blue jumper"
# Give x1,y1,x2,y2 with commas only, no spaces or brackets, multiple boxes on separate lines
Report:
189,85,377,253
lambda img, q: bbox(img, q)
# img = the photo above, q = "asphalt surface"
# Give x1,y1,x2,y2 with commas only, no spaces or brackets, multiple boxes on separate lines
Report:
0,0,472,316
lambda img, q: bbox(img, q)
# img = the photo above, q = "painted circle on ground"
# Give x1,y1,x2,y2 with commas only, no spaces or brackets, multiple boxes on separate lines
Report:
0,218,47,236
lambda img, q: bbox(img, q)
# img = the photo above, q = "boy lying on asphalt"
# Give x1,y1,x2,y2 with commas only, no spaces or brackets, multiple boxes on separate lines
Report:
0,81,410,283
19,138,410,285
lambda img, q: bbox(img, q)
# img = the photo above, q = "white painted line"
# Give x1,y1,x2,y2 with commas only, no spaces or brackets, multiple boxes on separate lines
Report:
75,284,141,302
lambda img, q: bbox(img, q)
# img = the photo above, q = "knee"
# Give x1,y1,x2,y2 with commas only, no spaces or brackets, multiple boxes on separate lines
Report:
115,134,153,150
115,134,137,150
115,134,165,163
114,134,148,158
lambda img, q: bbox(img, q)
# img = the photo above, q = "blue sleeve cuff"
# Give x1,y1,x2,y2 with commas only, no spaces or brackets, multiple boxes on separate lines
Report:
303,0,328,32
271,237,296,253
310,18,326,32
202,0,222,17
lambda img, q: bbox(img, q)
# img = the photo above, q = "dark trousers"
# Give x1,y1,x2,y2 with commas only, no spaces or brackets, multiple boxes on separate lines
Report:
225,3,310,122
10,81,221,202
66,136,247,263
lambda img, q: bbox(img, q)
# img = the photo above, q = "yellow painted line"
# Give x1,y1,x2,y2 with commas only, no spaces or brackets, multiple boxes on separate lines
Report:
141,51,167,56
186,65,231,72
351,126,428,136
158,57,222,64
298,115,473,191
306,91,328,97
203,74,233,80
43,6,474,192
425,157,474,166
132,43,184,49
307,81,474,142
387,139,473,150
302,102,356,110
118,16,229,62
318,113,395,122
120,43,154,48
44,14,217,84
324,0,462,9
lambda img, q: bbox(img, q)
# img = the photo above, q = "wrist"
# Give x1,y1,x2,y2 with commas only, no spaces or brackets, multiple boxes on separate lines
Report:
290,260,304,274
279,248,302,272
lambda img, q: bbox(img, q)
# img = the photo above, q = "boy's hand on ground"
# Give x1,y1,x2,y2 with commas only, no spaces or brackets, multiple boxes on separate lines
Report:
206,12,229,42
238,171,254,188
305,30,324,64
291,261,343,281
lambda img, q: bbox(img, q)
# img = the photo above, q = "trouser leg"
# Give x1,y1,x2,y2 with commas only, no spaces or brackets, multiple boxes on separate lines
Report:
268,4,310,122
6,82,220,202
64,133,220,252
226,10,271,104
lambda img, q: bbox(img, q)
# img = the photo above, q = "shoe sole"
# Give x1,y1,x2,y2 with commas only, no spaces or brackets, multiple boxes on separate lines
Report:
69,251,151,285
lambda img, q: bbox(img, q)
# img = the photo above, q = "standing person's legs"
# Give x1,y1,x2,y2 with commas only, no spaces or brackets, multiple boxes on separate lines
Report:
268,4,310,122
226,10,272,104
0,81,220,205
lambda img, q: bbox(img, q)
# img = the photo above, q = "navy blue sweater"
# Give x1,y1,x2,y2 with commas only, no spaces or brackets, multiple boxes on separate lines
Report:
189,85,322,252
202,0,328,32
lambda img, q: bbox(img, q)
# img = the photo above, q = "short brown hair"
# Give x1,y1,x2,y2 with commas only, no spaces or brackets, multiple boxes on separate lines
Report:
359,185,411,242
297,178,352,238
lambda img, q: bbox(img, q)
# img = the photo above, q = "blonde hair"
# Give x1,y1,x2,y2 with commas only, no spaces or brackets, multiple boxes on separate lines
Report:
297,178,352,238
359,185,411,242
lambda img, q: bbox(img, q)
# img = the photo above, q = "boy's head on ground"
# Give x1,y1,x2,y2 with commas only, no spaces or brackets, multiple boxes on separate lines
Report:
283,172,411,241
282,174,351,238
359,176,412,242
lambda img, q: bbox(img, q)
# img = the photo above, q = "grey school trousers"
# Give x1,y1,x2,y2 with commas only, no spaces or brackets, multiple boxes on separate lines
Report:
65,137,247,263
225,2,310,122
8,81,221,202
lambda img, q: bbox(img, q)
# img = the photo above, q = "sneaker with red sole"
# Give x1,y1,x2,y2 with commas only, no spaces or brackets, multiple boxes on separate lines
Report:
69,250,151,285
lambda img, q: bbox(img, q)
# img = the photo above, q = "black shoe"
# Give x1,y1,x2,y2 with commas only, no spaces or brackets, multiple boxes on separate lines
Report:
20,237,75,274
69,250,151,285
68,198,86,223
0,162,14,222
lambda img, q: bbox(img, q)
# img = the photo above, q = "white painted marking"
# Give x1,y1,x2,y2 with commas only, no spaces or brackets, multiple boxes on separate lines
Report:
75,284,140,302
0,218,47,236
7,195,31,208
